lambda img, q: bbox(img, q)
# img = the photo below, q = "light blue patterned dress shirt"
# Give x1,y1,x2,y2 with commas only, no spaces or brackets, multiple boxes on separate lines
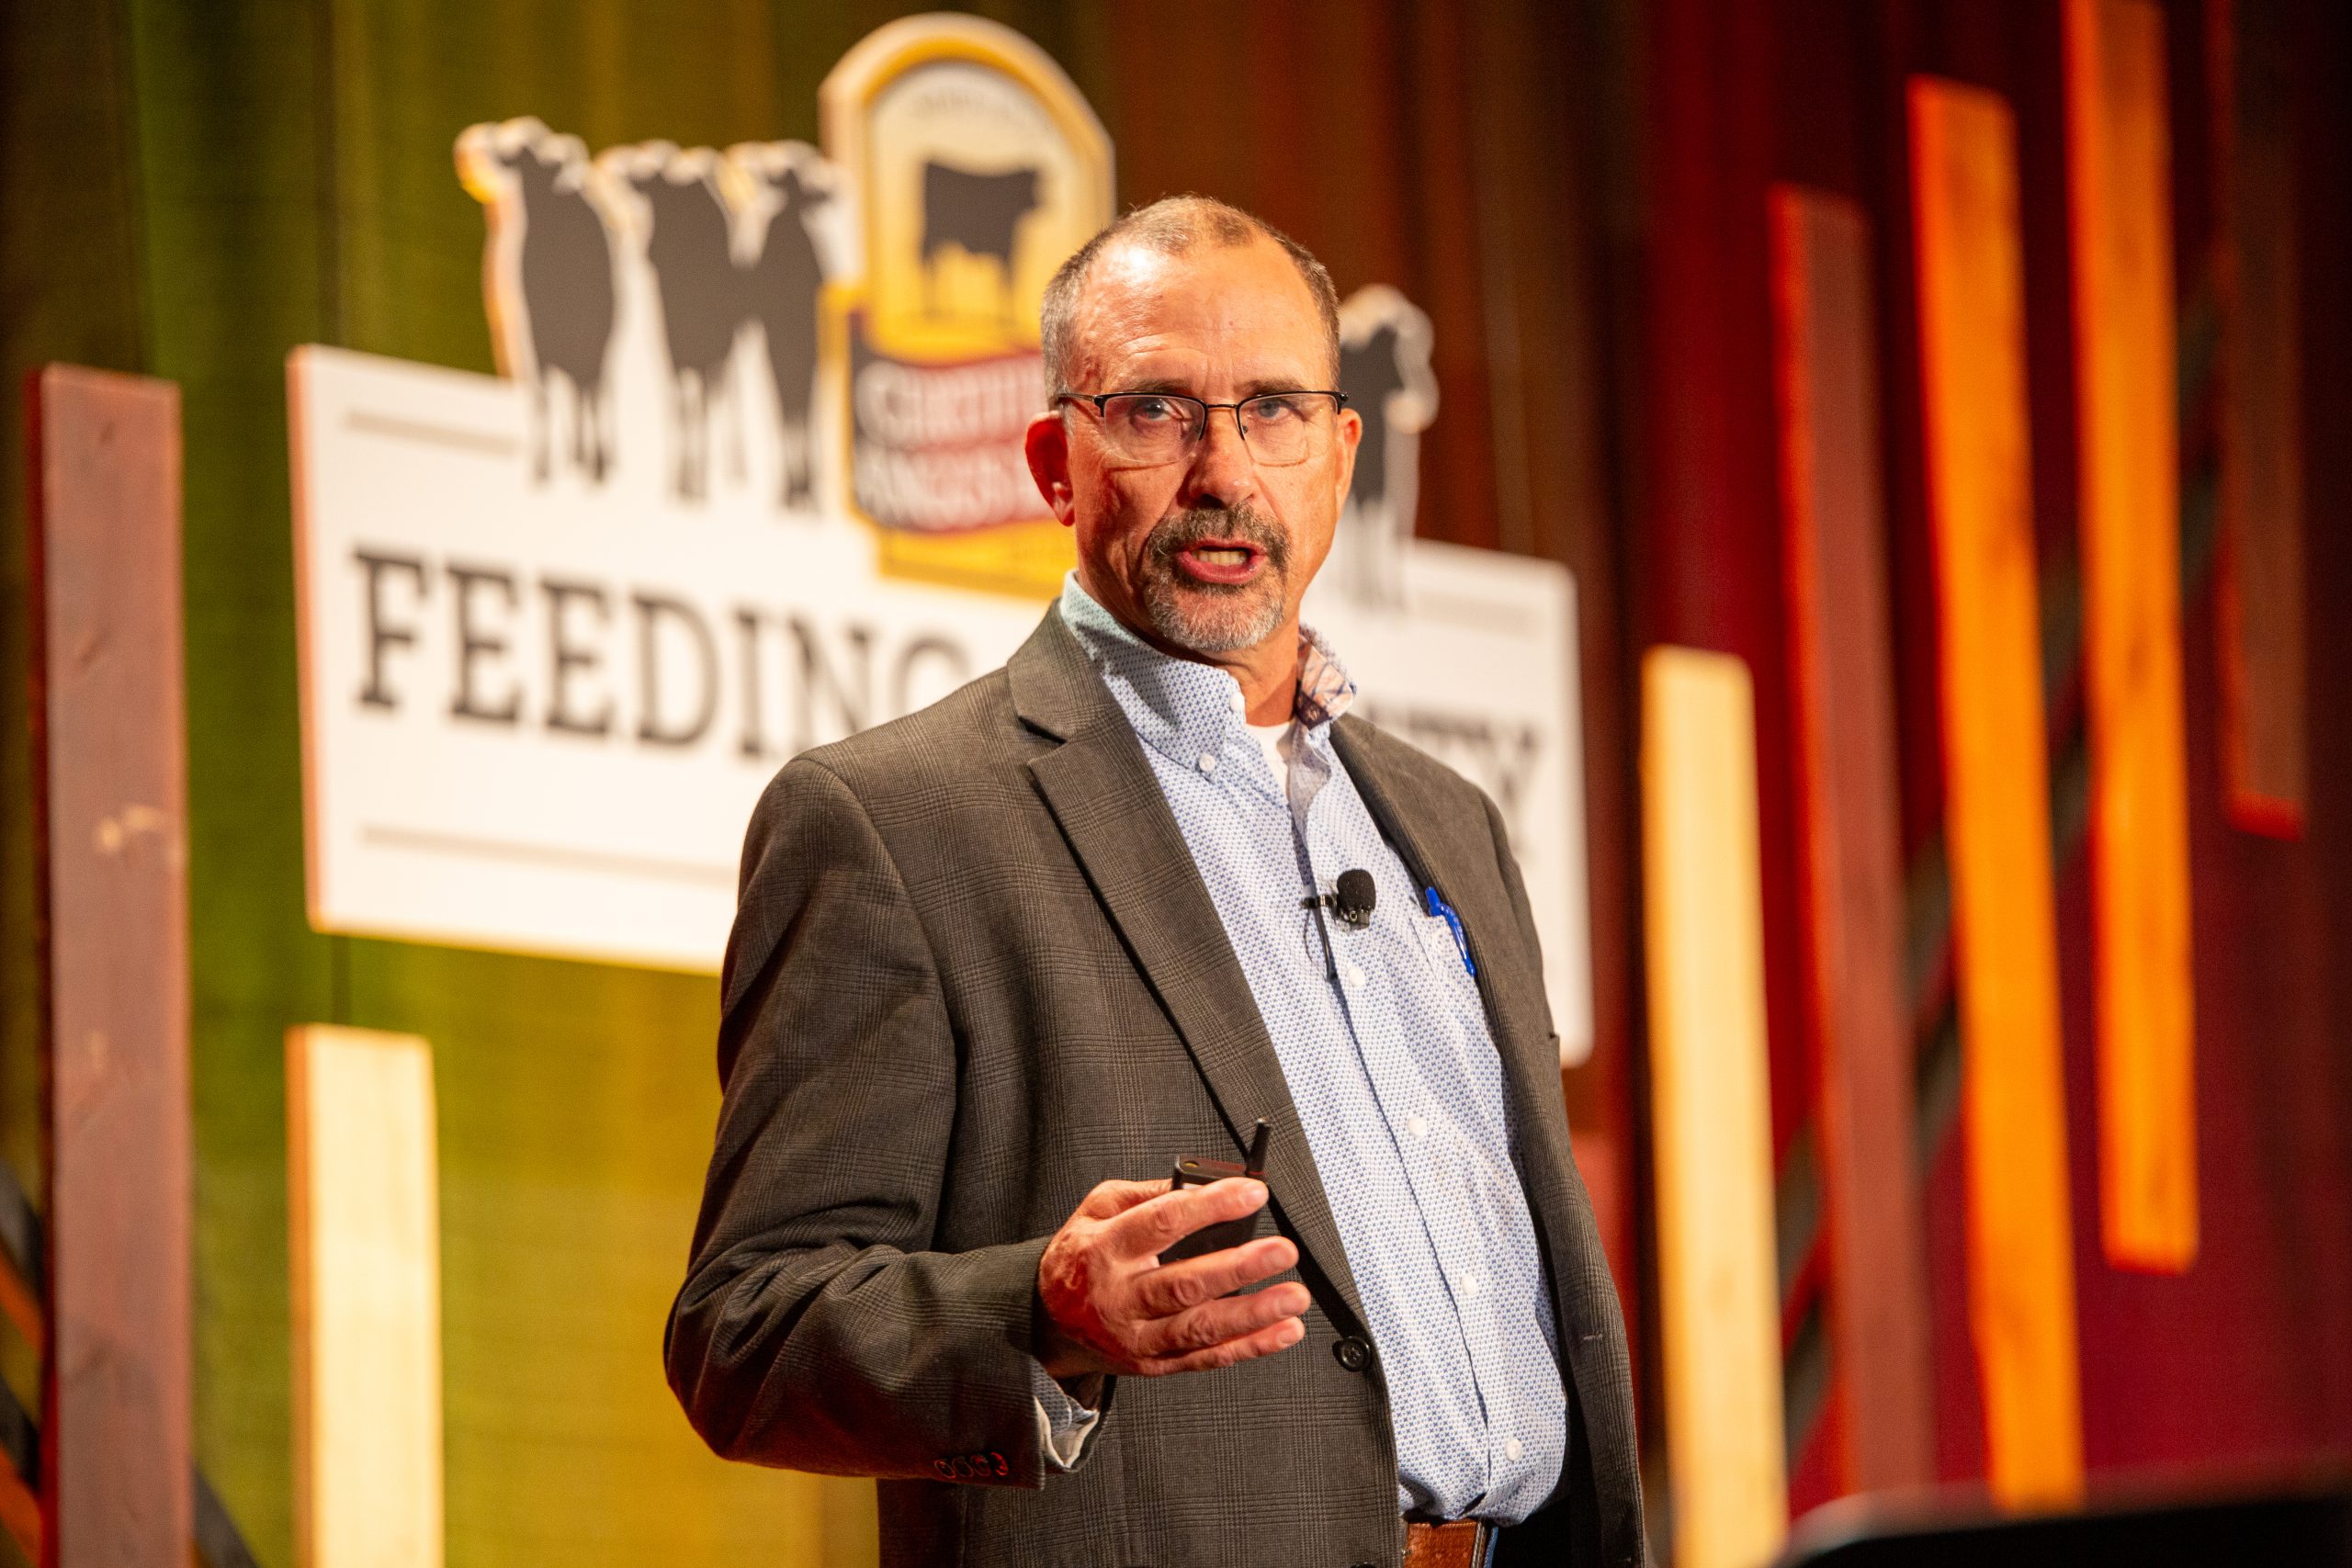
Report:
1057,575,1566,1524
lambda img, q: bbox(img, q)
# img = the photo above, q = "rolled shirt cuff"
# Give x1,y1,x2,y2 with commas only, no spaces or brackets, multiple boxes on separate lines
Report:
1028,1359,1102,1472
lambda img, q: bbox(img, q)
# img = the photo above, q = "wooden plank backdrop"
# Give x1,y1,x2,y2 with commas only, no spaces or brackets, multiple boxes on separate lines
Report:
1641,647,1786,1568
102,6,1628,1559
28,365,193,1566
288,1026,443,1568
1769,184,1936,1493
1905,76,2086,1509
2064,0,2199,1275
6,2,2348,1555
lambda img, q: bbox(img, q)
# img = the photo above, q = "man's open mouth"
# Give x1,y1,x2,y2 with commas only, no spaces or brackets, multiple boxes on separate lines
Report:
1172,539,1266,585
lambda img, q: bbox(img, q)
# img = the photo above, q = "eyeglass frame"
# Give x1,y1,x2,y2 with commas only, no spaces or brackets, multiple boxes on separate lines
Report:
1052,388,1351,462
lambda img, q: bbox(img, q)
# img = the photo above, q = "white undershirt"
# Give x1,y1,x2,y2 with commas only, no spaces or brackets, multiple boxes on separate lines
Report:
1247,719,1296,795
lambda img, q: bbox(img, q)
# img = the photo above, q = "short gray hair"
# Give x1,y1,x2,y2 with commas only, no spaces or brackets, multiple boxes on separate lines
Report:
1038,195,1341,400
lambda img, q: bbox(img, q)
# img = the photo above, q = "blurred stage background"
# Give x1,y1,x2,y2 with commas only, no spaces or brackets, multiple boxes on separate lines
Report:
2,3,2349,1566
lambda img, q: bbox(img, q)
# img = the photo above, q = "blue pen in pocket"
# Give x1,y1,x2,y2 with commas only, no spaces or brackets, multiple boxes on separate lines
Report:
1422,886,1476,977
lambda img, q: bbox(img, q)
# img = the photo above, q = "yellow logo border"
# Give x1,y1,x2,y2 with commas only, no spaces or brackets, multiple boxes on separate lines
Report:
820,13,1114,601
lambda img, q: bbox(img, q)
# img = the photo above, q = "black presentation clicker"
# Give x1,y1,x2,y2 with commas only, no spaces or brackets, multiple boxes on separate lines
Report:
1161,1118,1272,1262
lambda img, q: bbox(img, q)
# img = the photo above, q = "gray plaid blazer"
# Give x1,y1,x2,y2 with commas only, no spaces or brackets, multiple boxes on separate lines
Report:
667,605,1646,1568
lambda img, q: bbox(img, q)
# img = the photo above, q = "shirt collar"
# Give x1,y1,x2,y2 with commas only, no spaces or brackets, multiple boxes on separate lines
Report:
1056,573,1356,769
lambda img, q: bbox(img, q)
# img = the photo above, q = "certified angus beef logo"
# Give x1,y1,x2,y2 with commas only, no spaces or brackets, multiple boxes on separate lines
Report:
821,15,1113,596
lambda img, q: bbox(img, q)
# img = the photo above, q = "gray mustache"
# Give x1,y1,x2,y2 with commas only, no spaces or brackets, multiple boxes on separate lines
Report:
1144,508,1292,575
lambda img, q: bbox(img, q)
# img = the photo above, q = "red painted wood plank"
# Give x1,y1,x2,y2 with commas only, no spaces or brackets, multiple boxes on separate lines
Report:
0,1463,35,1566
28,365,192,1567
1770,184,1936,1493
2210,0,2307,839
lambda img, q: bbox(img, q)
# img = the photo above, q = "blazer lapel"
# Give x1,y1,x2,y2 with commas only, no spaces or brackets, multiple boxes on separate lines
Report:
1010,612,1372,1334
1333,716,1650,1518
1330,717,1563,1136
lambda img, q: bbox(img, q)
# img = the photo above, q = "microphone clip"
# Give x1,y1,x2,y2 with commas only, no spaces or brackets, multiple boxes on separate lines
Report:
1302,868,1379,930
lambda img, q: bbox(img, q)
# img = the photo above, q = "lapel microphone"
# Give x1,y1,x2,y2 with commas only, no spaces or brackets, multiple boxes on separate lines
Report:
1304,868,1378,930
1302,869,1377,987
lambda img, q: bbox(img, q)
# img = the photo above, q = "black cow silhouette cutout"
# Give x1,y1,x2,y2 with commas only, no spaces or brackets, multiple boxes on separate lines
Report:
1335,290,1437,612
487,138,618,483
628,159,745,502
742,163,832,510
1342,322,1406,516
920,162,1041,324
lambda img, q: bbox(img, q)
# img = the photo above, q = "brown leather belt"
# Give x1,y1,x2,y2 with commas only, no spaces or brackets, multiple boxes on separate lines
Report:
1403,1516,1493,1567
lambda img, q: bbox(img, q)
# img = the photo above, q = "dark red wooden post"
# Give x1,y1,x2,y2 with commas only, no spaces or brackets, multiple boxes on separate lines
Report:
1770,187,1936,1493
27,365,192,1568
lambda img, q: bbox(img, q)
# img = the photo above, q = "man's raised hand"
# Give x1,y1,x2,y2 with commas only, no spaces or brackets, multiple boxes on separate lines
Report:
1035,1177,1310,1379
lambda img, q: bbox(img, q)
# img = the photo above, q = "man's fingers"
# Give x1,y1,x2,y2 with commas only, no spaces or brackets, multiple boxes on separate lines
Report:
1131,1280,1312,1359
1073,1178,1171,1221
1104,1178,1268,1258
1130,1235,1300,1316
1136,1314,1307,1377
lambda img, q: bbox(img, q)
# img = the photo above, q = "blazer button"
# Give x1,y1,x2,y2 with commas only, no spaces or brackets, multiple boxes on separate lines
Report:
933,1459,952,1477
950,1456,974,1478
1333,1336,1372,1372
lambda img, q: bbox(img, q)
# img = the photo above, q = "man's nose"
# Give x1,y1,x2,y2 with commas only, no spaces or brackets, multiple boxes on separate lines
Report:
1177,407,1260,510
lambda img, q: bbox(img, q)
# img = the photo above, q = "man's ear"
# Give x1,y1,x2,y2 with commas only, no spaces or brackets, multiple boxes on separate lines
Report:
1025,412,1076,524
1330,403,1363,511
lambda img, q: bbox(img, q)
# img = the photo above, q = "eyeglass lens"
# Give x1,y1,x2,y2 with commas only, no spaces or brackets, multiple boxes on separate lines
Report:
1096,393,1335,465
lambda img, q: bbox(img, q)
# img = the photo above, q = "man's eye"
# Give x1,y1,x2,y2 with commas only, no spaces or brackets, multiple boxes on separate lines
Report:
1249,397,1305,423
1125,397,1180,424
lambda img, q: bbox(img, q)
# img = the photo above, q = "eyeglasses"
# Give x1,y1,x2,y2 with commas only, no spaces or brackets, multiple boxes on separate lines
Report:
1055,389,1348,467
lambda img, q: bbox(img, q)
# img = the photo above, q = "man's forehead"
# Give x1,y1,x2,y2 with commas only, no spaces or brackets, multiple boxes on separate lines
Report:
1072,236,1325,372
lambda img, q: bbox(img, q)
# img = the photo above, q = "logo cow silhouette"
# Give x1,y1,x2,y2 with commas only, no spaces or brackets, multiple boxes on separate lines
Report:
456,118,620,484
459,119,847,513
604,144,749,502
736,144,839,511
920,162,1041,325
1336,286,1438,609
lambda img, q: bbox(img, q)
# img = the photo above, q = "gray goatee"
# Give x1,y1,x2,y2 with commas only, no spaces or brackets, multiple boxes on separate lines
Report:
1136,506,1293,655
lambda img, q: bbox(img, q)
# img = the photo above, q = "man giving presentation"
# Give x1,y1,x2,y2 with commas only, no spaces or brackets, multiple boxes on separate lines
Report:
668,196,1645,1568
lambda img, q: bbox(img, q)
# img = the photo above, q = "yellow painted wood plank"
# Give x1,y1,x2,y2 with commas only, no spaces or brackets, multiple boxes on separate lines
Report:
2065,0,2199,1274
288,1026,445,1568
1641,647,1786,1568
1906,76,2086,1509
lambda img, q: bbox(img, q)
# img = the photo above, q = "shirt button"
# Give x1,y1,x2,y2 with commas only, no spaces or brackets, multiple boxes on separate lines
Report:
1506,1438,1524,1461
1196,751,1217,774
1408,1115,1428,1141
1343,964,1365,989
1228,689,1245,713
1460,1273,1481,1298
